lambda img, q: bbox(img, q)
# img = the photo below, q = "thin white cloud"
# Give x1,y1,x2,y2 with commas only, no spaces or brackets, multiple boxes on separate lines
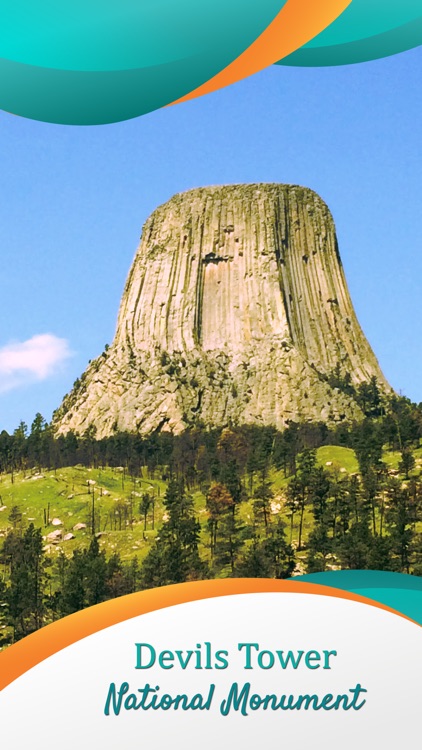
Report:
0,334,72,393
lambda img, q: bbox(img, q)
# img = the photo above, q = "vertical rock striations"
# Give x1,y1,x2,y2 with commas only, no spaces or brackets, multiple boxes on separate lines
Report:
54,184,390,437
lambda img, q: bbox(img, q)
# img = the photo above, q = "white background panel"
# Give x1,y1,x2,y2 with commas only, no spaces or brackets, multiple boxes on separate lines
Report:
0,592,420,749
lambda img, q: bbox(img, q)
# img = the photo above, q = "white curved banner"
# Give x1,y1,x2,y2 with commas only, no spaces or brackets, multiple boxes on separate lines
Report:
1,592,420,749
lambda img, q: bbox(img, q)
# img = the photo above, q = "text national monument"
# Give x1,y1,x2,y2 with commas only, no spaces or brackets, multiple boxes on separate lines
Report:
54,184,389,437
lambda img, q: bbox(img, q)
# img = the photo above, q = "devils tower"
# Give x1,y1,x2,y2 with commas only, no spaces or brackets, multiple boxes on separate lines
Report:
54,184,389,437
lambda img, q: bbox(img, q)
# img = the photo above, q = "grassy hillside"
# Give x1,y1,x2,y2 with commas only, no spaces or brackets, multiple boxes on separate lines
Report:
1,444,421,567
1,465,168,563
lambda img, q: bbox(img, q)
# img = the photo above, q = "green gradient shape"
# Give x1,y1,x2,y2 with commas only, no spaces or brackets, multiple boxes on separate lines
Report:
278,2,422,66
0,0,286,124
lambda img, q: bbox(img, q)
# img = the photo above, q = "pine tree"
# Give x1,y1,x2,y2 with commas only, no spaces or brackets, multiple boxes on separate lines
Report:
141,479,206,587
385,481,415,573
252,481,273,530
139,493,152,531
238,520,295,579
57,536,108,615
399,447,416,480
286,449,317,550
212,510,244,575
206,483,234,558
1,524,48,640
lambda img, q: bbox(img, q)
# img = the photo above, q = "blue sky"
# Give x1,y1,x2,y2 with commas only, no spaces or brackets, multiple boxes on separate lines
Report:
0,46,421,433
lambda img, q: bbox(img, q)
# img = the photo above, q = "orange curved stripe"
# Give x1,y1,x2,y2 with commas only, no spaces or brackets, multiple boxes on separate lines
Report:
173,0,351,106
0,578,419,691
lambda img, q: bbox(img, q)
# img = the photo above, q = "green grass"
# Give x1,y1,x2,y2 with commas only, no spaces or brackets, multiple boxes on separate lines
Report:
316,446,359,474
382,446,422,473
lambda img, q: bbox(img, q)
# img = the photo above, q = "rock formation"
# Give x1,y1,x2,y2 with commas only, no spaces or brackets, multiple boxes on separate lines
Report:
54,184,389,437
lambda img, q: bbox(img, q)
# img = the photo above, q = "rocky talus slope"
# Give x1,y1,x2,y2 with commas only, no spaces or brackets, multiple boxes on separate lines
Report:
54,184,390,437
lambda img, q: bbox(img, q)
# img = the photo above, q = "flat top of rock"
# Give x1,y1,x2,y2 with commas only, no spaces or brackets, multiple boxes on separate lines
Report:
152,182,329,214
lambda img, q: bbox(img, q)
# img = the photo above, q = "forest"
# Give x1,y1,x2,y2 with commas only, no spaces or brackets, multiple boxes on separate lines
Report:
1,377,422,647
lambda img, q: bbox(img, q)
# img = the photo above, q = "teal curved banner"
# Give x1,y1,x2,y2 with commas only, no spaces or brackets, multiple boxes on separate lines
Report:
0,0,286,125
279,1,422,66
295,571,422,626
0,1,421,124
